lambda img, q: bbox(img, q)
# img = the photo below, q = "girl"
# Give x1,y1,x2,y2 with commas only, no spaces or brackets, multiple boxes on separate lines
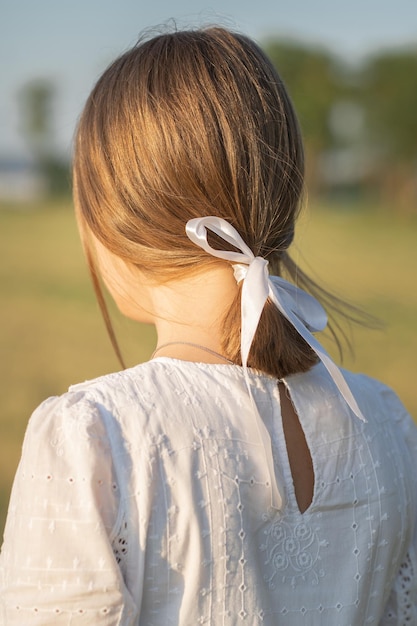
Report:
1,26,416,625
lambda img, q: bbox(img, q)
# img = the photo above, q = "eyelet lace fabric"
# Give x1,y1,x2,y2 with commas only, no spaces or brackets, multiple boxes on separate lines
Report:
381,551,417,624
112,518,129,573
0,359,416,625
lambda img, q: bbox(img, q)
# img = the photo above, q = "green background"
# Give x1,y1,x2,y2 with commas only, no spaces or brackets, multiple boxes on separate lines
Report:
1,200,416,537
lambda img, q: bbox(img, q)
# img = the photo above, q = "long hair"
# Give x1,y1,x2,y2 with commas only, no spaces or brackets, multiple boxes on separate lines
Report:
73,27,368,377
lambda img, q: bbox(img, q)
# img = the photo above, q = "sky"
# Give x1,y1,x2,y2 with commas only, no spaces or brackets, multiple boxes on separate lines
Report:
2,0,417,159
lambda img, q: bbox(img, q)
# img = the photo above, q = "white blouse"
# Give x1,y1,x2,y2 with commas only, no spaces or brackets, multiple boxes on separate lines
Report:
0,359,416,625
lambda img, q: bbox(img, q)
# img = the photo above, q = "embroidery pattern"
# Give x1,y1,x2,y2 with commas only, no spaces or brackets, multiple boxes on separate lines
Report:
261,518,327,588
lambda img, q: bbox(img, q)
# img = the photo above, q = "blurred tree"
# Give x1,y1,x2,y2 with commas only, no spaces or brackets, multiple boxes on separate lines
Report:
361,49,417,211
263,40,345,194
19,80,54,157
18,79,70,197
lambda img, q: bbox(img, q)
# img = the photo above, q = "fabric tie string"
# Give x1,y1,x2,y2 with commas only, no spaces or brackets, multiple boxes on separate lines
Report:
185,216,365,510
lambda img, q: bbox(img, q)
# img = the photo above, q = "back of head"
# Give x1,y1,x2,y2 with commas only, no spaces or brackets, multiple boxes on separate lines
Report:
73,26,317,377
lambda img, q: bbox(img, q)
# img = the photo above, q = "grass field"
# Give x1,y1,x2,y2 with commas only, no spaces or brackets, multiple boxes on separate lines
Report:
0,199,416,537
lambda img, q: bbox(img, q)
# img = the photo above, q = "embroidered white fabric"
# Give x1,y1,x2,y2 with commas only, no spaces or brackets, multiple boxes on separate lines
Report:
1,359,416,625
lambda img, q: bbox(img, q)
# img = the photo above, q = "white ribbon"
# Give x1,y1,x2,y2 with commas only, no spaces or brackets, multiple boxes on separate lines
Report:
186,216,365,510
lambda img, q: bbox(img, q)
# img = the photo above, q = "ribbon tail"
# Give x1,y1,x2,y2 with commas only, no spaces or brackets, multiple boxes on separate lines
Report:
242,368,284,510
269,284,367,422
240,261,285,510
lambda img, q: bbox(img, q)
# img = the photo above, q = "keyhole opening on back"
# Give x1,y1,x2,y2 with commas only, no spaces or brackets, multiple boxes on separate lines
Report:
279,383,314,514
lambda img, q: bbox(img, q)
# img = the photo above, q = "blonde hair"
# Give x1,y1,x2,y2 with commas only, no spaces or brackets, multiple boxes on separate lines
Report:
73,27,364,377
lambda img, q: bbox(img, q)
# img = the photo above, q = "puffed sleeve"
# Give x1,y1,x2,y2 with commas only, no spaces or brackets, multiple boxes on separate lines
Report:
380,388,417,625
0,392,139,624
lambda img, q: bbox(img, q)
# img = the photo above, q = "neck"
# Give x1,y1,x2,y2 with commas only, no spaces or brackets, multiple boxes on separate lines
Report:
149,265,237,362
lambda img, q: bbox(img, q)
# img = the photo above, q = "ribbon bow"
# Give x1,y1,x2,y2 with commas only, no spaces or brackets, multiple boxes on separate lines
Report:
186,216,365,509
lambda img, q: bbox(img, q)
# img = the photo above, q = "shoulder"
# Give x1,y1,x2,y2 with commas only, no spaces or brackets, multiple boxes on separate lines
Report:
341,369,412,425
24,363,157,451
63,360,164,413
68,358,238,413
341,369,417,464
290,363,415,440
23,362,161,461
68,358,180,400
26,359,198,453
22,391,114,469
297,362,409,420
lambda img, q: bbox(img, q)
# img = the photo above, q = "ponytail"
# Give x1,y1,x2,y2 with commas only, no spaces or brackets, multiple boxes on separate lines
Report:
221,253,317,379
221,250,378,379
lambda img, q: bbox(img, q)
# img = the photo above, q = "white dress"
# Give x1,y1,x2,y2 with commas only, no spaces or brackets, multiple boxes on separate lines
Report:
0,358,416,625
